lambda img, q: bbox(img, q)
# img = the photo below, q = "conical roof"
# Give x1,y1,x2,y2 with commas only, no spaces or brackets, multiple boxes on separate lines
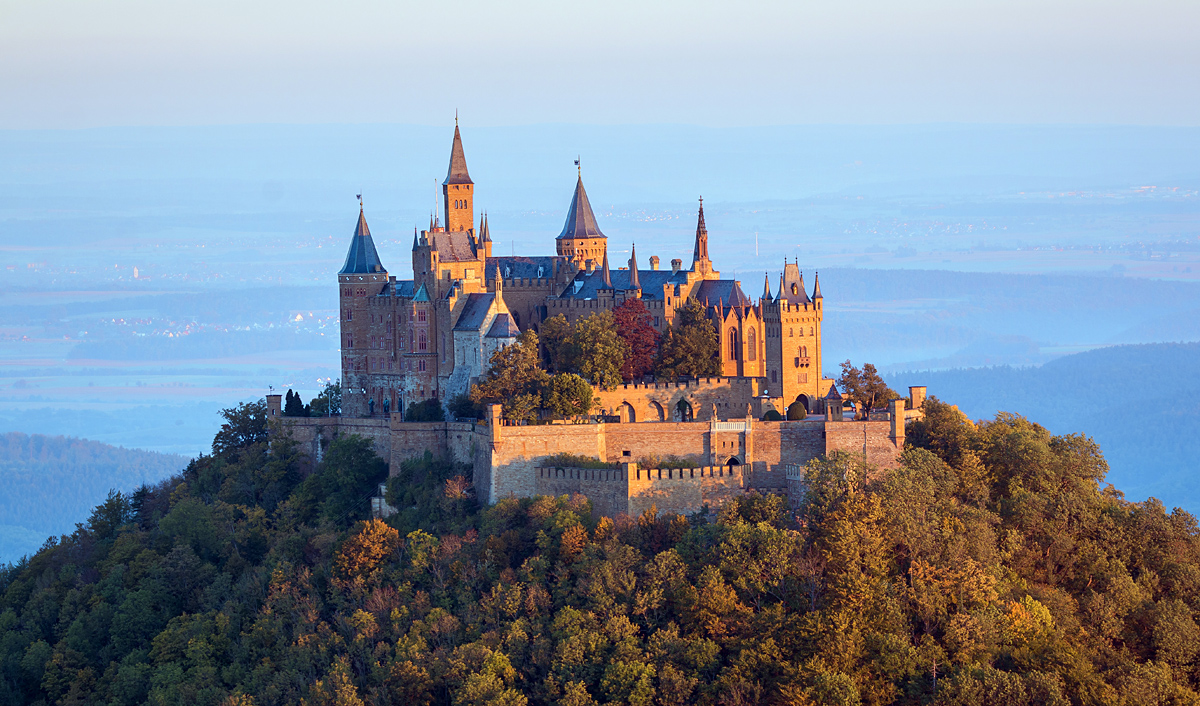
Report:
628,244,641,289
762,272,771,300
600,250,613,288
812,271,823,299
557,176,606,240
692,197,709,266
480,213,491,242
443,124,473,185
339,207,386,274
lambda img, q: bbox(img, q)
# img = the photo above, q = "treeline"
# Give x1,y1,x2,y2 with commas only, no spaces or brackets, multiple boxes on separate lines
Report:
0,432,186,541
2,398,1200,705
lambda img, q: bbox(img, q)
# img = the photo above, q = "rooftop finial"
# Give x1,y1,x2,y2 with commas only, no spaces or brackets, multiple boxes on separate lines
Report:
575,156,580,177
455,110,458,127
356,192,363,211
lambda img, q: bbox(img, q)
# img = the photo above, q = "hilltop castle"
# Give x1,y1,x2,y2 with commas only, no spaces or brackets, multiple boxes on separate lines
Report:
337,123,830,420
273,123,925,516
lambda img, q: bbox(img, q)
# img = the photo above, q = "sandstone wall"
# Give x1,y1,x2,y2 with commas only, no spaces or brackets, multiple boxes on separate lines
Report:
628,465,744,516
535,466,630,517
484,423,606,504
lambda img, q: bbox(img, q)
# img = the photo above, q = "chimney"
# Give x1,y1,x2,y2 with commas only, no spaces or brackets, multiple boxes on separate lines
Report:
671,258,682,274
585,259,596,273
649,256,660,270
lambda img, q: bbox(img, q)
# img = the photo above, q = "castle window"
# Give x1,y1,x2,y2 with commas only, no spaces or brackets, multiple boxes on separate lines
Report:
728,329,740,360
810,327,814,336
789,328,793,337
748,330,756,360
419,360,426,372
344,309,352,321
654,317,660,327
346,334,353,348
794,357,799,368
417,310,426,322
418,331,427,351
771,370,777,383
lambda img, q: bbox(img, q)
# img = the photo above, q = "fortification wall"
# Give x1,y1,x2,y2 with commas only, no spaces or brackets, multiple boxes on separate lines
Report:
274,416,392,473
484,422,606,503
387,419,479,471
591,377,775,422
824,420,903,469
628,465,744,516
535,466,630,517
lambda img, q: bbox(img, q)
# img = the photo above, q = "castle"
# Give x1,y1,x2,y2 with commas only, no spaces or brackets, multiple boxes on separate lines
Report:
337,123,830,420
274,123,925,515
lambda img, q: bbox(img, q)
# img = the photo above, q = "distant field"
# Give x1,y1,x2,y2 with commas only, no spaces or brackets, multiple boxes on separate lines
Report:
889,342,1200,514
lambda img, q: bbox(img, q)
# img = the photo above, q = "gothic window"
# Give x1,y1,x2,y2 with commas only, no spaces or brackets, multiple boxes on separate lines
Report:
346,334,353,348
344,309,352,321
417,310,426,322
728,329,740,360
418,331,427,351
419,360,426,372
810,327,814,336
794,357,800,368
801,346,807,358
748,329,757,360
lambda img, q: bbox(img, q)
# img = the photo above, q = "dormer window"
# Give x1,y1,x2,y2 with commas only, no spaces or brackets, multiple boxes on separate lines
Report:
791,284,798,295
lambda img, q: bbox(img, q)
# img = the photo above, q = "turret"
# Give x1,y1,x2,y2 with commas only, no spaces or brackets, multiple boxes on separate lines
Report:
556,164,606,267
628,243,641,291
442,119,474,233
691,197,713,275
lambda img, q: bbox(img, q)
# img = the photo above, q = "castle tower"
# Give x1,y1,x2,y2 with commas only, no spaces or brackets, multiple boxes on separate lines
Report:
479,213,492,258
691,197,713,276
442,121,474,233
338,204,388,417
556,168,606,268
764,261,825,413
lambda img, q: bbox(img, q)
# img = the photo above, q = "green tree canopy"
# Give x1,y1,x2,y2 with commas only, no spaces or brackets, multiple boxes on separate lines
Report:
562,310,626,390
654,297,721,379
542,373,595,420
471,329,549,422
837,360,898,420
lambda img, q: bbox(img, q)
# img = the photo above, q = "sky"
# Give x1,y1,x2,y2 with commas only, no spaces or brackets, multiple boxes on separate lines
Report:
1,0,1198,129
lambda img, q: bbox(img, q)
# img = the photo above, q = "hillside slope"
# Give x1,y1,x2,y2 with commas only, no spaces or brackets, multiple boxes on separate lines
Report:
889,342,1200,511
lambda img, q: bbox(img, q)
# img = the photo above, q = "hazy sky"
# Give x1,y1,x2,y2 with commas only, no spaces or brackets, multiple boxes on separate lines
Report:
1,0,1197,128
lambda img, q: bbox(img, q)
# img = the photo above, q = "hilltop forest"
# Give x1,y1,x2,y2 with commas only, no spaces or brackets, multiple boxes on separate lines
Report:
2,398,1200,706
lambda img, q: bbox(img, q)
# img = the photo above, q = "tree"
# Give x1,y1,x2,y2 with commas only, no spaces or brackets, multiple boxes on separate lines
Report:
542,373,595,420
405,399,446,422
837,360,897,420
564,311,626,390
539,313,573,373
654,298,720,379
448,392,485,420
283,389,306,417
612,299,661,382
471,329,549,422
212,399,268,459
309,381,342,417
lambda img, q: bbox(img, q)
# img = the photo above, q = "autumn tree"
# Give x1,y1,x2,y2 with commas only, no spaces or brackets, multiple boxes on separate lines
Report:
612,299,661,382
471,329,549,422
654,297,720,379
837,360,897,420
561,310,626,390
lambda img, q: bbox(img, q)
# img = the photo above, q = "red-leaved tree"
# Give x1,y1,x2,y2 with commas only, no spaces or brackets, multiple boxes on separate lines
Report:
612,299,661,382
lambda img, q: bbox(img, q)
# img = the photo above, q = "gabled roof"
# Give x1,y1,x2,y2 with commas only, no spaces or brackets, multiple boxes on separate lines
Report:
443,125,473,186
559,267,689,301
487,256,558,280
694,279,752,308
557,176,605,240
430,231,478,263
339,207,387,275
485,313,520,338
453,293,496,331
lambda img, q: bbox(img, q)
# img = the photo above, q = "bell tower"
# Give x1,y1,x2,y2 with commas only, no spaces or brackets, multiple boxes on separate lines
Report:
555,164,607,268
442,118,474,233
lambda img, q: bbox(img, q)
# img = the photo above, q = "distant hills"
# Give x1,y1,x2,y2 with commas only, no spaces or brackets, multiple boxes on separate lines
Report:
889,342,1200,512
0,433,186,562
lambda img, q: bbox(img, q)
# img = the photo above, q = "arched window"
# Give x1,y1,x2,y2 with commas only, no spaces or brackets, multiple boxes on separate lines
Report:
789,328,794,337
748,329,757,361
418,331,427,351
728,328,740,360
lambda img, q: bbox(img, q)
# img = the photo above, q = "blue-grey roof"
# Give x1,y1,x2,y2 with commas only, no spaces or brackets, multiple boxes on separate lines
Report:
454,293,496,331
694,279,752,307
487,256,558,279
443,125,473,186
413,283,431,302
339,208,386,275
379,279,414,297
430,231,478,262
485,313,520,338
559,267,689,300
557,176,605,240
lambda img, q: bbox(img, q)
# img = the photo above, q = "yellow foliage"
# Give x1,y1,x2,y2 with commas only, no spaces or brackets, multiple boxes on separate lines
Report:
334,519,400,580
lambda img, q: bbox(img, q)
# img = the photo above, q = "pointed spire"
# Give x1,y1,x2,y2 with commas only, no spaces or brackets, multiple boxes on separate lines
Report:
812,271,823,299
429,213,434,232
443,122,473,185
797,271,812,304
339,205,385,274
481,213,491,242
762,272,771,300
601,250,613,288
692,197,710,270
412,226,419,251
628,244,641,290
558,174,606,240
777,273,785,302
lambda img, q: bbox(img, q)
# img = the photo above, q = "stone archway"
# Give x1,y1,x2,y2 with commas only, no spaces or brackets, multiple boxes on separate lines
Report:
619,402,636,423
674,399,694,422
726,456,741,466
649,401,666,422
798,394,811,412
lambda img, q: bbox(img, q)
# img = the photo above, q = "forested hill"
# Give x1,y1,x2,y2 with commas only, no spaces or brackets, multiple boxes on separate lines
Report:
0,433,187,562
3,400,1200,705
888,342,1200,511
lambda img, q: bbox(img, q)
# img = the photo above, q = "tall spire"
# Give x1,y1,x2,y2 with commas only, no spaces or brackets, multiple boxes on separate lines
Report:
339,205,385,274
691,197,710,271
412,226,419,251
777,273,785,302
443,123,473,185
812,271,823,299
601,250,613,288
762,272,771,300
628,244,641,290
557,175,605,240
480,213,491,242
